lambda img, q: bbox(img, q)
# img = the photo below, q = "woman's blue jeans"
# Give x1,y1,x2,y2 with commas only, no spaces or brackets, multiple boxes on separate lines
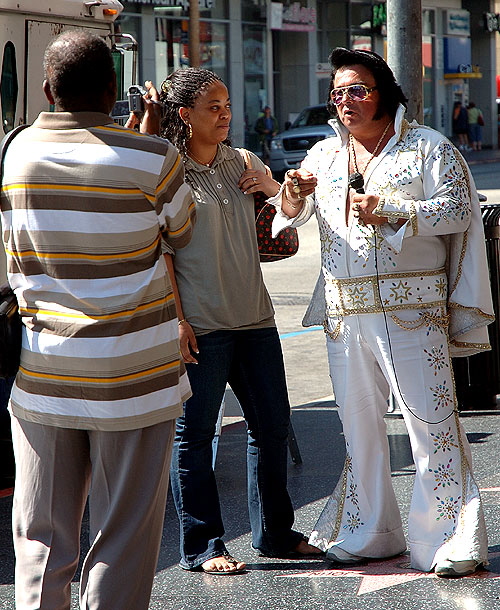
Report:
170,327,302,569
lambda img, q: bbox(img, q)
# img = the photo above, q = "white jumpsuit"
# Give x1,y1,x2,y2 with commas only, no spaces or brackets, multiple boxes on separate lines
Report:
274,106,494,571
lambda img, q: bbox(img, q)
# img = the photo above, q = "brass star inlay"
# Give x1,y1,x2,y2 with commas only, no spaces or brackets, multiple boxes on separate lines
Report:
277,552,500,595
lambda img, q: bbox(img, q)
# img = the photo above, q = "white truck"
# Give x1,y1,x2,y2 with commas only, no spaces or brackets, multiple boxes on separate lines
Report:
0,0,127,494
0,0,125,130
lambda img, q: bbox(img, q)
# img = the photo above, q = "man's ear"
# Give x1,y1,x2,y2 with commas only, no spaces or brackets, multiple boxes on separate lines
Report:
43,80,55,105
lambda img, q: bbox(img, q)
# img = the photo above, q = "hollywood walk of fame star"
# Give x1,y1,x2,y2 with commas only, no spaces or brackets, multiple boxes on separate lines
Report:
277,552,500,596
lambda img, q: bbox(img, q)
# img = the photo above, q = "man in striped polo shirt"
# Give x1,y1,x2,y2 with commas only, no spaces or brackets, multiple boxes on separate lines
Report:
0,31,195,609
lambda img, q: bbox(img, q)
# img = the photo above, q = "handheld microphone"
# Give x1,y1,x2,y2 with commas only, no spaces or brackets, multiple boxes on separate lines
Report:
348,171,365,193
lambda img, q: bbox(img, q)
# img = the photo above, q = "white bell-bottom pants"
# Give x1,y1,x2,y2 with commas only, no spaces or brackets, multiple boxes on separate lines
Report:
309,306,488,571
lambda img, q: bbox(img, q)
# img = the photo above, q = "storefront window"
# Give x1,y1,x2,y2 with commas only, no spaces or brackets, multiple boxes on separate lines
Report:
318,2,347,60
422,9,436,128
316,1,348,105
155,18,228,83
242,23,266,150
242,0,266,22
199,0,228,19
351,2,373,30
351,2,373,50
125,1,228,19
320,0,347,25
423,9,435,36
115,14,142,94
423,35,433,126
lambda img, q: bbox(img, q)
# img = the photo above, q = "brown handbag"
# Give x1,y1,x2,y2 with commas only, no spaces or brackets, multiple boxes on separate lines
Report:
239,149,299,262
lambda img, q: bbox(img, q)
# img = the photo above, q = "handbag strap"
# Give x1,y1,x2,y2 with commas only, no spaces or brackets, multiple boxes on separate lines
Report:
0,125,30,300
238,147,253,170
0,123,31,184
237,147,272,177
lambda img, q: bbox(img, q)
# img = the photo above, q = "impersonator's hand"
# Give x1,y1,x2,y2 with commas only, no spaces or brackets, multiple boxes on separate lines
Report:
284,168,317,202
352,193,386,226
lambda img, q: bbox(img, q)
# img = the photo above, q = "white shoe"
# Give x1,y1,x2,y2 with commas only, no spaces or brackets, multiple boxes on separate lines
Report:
434,559,480,578
326,547,365,565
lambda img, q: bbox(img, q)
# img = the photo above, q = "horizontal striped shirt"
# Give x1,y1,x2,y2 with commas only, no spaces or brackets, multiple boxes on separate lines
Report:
0,111,196,430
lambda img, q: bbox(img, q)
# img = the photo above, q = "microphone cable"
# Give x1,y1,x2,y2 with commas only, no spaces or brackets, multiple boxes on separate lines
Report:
349,171,454,424
372,226,455,426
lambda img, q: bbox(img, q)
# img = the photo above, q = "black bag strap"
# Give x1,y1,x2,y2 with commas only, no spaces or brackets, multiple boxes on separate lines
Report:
0,123,30,184
0,125,30,308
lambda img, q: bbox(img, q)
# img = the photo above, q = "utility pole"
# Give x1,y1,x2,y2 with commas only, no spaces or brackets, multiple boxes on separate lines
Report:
386,0,423,123
189,0,200,68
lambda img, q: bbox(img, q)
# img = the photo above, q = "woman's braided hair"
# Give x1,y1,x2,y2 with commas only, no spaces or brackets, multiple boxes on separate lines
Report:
159,67,231,157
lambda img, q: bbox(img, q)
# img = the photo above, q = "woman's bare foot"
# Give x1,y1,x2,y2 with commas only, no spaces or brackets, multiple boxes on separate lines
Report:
200,555,246,574
293,539,323,555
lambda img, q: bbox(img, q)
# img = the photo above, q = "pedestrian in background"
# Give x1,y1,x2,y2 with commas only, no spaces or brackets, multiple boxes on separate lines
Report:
255,105,279,165
130,67,321,575
467,101,484,151
0,30,195,609
452,100,469,151
274,47,493,578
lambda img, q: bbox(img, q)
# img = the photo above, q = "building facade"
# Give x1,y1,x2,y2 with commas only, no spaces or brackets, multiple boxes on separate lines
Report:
117,0,498,151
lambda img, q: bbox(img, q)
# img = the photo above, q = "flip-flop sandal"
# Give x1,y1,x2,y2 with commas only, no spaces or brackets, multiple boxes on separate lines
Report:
201,555,246,575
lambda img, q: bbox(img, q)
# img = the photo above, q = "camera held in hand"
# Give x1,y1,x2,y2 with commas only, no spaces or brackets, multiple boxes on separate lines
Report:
128,85,146,114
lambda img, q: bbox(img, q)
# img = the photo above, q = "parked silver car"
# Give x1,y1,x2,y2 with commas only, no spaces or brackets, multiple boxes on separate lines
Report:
269,104,335,179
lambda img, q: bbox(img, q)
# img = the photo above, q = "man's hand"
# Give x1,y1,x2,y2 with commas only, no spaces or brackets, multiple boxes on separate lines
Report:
284,168,317,201
352,193,387,225
124,81,163,136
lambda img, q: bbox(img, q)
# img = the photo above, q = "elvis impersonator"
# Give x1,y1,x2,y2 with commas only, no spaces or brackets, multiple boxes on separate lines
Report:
271,47,495,578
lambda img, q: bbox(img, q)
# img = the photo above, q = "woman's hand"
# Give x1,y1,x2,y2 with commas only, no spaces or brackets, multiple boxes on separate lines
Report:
238,169,280,198
178,320,199,365
124,81,163,136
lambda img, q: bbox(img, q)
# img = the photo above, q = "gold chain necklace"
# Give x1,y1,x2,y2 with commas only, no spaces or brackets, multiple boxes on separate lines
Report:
349,120,393,177
188,148,218,167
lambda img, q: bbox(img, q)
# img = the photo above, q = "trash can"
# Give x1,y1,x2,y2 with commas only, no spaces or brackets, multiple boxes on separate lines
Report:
452,203,500,410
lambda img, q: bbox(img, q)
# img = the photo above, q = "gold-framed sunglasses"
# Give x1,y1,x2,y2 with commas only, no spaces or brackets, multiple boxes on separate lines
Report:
330,84,377,105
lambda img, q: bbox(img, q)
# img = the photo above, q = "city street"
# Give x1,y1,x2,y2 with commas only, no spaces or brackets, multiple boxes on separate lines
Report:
1,157,500,609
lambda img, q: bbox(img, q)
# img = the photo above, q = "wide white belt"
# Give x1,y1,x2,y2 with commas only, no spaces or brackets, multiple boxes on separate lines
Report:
325,268,447,317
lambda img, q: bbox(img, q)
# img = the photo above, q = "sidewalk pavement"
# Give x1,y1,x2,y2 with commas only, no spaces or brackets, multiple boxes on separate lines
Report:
462,146,500,165
4,405,499,609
